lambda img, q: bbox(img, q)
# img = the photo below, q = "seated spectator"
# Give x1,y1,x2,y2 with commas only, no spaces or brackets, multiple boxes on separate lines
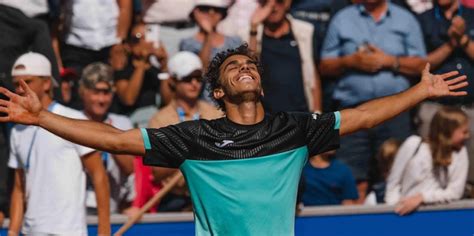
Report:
319,0,427,202
417,0,474,198
244,0,322,113
148,51,223,211
365,138,402,205
111,23,170,127
385,107,469,215
302,150,359,206
78,62,135,214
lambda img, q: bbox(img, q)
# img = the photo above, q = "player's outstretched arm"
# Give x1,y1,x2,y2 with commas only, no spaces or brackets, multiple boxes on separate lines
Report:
339,64,468,136
0,80,145,156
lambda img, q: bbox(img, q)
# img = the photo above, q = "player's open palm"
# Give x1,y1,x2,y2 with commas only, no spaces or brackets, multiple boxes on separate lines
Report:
421,63,468,98
0,80,42,125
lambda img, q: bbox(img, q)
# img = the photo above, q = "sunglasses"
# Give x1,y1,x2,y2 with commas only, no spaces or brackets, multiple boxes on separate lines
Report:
197,6,227,14
179,75,203,83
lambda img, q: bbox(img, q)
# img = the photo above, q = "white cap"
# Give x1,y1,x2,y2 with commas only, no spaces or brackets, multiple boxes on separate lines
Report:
194,0,229,8
167,51,203,80
11,52,58,87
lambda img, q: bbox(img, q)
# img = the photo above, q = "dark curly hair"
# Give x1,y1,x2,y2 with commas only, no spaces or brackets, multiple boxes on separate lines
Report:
204,43,264,111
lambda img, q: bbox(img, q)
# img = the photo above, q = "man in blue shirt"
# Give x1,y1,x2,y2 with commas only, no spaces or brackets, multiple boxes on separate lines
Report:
0,44,467,236
319,0,427,202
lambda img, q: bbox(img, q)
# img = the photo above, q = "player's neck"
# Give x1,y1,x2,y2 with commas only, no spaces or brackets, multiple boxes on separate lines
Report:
41,95,53,110
225,101,265,125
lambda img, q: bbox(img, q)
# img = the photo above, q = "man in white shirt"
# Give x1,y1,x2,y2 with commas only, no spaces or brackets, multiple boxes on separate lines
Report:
7,52,110,236
79,62,135,214
52,0,132,109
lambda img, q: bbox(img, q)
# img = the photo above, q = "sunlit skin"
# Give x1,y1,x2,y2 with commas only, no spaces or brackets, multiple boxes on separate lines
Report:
80,82,114,121
215,54,263,102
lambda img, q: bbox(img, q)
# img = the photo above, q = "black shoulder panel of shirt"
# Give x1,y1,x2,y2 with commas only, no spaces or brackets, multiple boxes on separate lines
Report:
143,112,338,167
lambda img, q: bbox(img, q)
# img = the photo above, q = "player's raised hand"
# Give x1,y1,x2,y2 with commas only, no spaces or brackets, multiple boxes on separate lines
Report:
421,63,468,98
0,80,43,125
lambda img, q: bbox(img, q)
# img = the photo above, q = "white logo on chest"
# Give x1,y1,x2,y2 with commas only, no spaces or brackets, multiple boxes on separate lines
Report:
215,140,234,148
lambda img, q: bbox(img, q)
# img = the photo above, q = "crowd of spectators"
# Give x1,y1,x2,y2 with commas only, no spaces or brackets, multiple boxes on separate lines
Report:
0,0,474,234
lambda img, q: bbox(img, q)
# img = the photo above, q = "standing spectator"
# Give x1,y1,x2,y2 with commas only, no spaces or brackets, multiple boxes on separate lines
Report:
0,3,61,225
417,0,474,197
319,0,427,202
79,62,135,214
244,0,322,113
289,0,351,112
52,0,132,109
111,23,169,127
140,0,197,56
217,0,259,37
148,51,223,211
180,0,242,70
7,52,110,235
385,107,469,215
302,150,359,206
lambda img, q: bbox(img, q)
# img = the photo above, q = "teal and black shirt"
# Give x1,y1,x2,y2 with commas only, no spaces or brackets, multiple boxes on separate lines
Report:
141,111,341,236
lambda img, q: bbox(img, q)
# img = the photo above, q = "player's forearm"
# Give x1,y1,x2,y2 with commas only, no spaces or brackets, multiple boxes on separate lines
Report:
340,83,428,135
38,110,124,152
92,170,111,235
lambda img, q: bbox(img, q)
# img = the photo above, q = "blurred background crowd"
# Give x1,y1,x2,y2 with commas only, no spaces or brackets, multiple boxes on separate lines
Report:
1,0,474,228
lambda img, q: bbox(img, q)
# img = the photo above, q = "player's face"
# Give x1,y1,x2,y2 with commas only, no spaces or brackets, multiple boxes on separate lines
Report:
216,54,262,103
81,82,113,118
451,122,470,150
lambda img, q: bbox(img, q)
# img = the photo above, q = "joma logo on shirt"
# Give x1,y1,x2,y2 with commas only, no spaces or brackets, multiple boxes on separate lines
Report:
215,140,234,148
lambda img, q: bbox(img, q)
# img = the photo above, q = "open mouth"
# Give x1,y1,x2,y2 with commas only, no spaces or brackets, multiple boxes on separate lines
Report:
237,75,254,82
